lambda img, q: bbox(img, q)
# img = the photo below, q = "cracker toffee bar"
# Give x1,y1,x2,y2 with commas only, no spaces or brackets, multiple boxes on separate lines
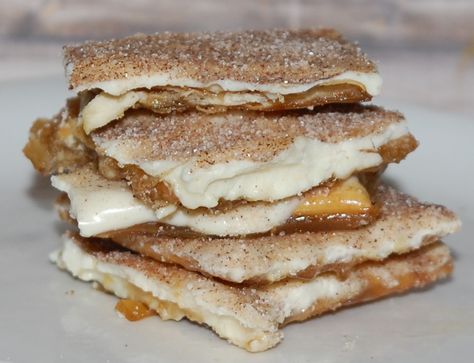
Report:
23,28,460,352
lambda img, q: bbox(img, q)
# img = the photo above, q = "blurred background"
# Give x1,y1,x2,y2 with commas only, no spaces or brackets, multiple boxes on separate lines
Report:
1,0,473,115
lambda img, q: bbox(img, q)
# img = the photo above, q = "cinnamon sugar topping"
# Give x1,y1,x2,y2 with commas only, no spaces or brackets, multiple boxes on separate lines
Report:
92,104,404,164
65,29,377,90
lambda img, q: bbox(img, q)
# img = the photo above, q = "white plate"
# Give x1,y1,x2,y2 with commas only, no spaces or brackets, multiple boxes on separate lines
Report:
1,77,473,363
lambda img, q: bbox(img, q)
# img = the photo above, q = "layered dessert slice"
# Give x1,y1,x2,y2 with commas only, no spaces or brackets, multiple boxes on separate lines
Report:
56,184,458,284
64,29,382,134
52,234,453,352
24,102,417,237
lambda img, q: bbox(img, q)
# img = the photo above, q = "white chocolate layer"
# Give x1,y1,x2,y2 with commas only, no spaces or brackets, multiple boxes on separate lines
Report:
80,71,381,134
51,168,301,237
73,70,382,97
98,121,409,209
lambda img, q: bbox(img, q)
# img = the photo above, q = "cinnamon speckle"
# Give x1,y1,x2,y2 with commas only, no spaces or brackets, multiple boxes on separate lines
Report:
92,105,404,165
64,29,377,90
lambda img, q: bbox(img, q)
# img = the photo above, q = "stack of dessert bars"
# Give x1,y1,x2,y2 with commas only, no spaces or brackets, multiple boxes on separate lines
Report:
24,29,459,352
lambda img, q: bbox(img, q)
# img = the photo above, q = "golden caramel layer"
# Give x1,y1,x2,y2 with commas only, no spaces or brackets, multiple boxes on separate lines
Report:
293,177,372,216
115,299,156,321
136,83,370,114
